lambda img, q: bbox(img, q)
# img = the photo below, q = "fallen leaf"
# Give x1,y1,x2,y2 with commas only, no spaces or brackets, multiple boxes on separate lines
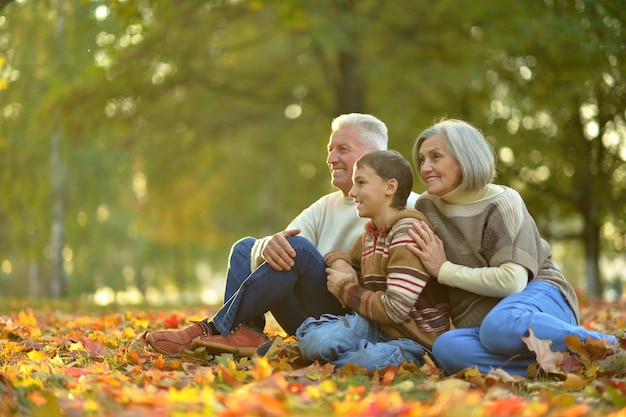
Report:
521,327,564,374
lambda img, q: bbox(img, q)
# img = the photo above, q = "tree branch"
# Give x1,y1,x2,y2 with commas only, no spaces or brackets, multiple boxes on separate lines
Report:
0,0,13,11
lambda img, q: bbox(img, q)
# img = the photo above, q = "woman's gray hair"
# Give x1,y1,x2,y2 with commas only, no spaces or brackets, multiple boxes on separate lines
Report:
412,119,496,192
331,113,388,151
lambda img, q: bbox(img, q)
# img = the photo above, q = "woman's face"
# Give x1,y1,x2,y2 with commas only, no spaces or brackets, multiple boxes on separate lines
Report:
417,134,463,195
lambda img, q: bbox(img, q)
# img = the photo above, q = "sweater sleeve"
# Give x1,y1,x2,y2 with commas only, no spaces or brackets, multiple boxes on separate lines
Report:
437,261,528,297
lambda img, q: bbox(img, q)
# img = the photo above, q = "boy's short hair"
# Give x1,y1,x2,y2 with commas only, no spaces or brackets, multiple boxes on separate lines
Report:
355,150,414,209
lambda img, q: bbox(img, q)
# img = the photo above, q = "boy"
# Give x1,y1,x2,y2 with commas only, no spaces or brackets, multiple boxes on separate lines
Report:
296,150,450,371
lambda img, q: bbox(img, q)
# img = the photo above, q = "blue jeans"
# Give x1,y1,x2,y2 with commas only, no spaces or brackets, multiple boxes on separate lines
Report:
213,236,347,335
296,312,428,371
433,281,617,376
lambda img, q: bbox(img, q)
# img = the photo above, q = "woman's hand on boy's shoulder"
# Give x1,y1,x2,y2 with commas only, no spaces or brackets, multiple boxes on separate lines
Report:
407,220,447,278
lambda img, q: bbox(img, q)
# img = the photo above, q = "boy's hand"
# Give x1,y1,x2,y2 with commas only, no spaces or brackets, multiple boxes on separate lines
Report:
325,267,357,302
329,259,358,281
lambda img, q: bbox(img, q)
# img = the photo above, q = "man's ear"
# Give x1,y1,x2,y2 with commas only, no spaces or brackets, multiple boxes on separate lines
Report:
386,179,398,196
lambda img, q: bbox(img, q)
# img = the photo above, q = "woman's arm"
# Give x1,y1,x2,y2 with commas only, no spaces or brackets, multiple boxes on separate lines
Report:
408,220,528,297
438,261,527,297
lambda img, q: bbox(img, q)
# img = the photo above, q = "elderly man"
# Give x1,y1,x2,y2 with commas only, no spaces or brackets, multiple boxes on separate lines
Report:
147,113,419,355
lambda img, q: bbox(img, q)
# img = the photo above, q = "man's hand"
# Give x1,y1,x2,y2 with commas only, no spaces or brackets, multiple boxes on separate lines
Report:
262,228,301,271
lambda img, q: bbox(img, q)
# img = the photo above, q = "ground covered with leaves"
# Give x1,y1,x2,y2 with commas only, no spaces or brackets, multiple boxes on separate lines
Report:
2,296,626,417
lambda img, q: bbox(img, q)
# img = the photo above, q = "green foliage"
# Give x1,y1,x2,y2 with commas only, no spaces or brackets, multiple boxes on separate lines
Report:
0,0,625,299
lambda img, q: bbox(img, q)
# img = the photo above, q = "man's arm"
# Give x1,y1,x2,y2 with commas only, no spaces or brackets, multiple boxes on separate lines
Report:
252,228,301,271
249,194,329,271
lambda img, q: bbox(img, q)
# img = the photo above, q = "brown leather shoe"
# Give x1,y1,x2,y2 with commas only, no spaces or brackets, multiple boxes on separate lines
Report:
146,321,212,354
191,325,269,356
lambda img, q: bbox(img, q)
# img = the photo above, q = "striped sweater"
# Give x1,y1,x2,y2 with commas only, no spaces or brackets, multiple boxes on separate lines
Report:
325,208,450,350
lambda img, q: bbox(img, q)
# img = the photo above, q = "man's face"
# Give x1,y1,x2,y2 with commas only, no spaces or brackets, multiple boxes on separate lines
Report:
326,126,369,195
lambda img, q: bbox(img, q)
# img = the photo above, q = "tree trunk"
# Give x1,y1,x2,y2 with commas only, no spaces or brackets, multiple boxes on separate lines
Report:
49,130,66,298
28,261,38,299
580,168,602,298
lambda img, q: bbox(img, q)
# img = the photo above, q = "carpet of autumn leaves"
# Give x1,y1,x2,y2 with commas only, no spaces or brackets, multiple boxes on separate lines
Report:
2,296,626,416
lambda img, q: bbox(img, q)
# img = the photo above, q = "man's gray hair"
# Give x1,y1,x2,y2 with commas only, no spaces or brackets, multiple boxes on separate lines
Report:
331,113,388,151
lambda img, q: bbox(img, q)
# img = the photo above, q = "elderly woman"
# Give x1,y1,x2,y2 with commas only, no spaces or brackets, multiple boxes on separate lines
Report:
408,118,620,376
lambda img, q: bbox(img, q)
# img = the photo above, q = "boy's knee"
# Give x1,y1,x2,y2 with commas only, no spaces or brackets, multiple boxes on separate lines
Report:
297,330,336,362
296,316,349,362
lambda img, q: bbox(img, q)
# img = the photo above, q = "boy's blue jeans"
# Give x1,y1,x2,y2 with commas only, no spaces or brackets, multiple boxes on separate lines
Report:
433,281,618,376
296,312,428,371
212,236,346,336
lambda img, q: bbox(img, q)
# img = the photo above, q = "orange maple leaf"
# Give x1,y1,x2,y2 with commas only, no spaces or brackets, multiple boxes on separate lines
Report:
483,396,527,416
163,314,180,329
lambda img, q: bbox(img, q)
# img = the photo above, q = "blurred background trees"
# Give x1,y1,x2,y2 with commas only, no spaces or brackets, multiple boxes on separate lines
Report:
0,0,624,304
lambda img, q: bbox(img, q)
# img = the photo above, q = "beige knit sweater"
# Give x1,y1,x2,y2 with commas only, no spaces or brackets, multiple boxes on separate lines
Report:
415,184,580,329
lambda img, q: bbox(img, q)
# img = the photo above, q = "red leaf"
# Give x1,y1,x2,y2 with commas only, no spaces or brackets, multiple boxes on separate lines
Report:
561,354,582,373
164,314,180,329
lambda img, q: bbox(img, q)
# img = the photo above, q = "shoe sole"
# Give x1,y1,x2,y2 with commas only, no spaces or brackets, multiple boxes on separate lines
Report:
145,334,188,355
192,340,264,357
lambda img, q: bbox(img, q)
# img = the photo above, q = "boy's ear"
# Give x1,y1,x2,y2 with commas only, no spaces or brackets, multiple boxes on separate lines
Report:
386,179,398,196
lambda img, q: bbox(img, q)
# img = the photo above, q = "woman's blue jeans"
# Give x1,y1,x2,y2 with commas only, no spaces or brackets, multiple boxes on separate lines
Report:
296,312,428,371
212,236,347,335
432,281,617,376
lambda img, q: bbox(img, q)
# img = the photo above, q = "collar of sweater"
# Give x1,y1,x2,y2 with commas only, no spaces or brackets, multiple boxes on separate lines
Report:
364,208,425,233
439,183,503,204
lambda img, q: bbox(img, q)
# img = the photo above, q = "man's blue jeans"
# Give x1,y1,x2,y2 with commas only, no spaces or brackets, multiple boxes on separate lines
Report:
212,236,347,336
296,312,428,371
432,281,618,376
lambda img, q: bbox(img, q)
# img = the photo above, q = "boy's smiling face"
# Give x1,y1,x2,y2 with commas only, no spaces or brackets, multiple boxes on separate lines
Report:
349,164,394,222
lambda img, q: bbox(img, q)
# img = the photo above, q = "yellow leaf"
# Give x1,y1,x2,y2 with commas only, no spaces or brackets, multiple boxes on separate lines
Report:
562,373,593,390
69,341,87,352
27,350,46,361
253,356,273,380
124,327,137,338
131,318,150,329
14,374,43,389
17,309,41,337
168,386,206,403
435,378,471,393
320,379,337,392
18,309,38,327
50,355,64,367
